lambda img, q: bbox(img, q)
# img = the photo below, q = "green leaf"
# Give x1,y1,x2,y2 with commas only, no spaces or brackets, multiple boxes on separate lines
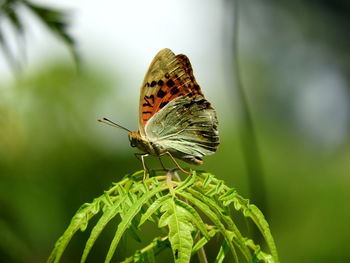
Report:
23,1,79,64
81,195,127,263
234,196,279,263
47,196,105,263
133,250,144,263
158,198,194,263
205,180,224,196
214,241,229,263
176,191,239,263
176,172,196,191
218,188,237,206
2,2,23,34
119,237,169,263
174,199,210,240
191,228,218,255
202,173,214,188
139,195,171,226
47,170,279,263
104,184,167,263
187,188,252,262
245,239,275,263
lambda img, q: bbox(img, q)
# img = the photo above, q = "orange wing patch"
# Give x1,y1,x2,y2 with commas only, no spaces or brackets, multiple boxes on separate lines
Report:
140,52,203,126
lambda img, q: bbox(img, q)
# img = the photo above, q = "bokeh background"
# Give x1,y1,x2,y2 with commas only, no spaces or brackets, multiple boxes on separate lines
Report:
1,0,349,262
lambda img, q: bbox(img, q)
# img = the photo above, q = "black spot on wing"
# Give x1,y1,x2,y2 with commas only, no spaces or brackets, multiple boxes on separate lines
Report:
193,84,200,91
170,87,180,95
150,80,157,87
159,101,169,109
157,89,167,98
166,79,175,87
197,99,210,108
184,100,196,108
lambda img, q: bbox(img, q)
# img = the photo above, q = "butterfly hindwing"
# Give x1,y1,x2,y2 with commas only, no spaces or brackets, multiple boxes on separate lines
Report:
145,94,219,164
139,49,203,135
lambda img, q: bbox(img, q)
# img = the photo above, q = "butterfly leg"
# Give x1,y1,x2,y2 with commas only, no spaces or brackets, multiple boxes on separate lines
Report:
158,157,182,181
161,152,191,175
134,153,150,180
158,157,168,170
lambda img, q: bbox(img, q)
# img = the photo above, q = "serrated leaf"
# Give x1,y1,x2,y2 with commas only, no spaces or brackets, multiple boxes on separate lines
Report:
104,184,166,263
205,180,224,197
191,228,218,255
158,198,194,263
238,199,279,262
219,188,237,206
228,193,279,262
176,173,196,191
214,241,229,263
133,250,144,263
47,197,104,263
81,195,127,263
187,188,252,262
119,237,168,263
176,190,239,263
245,239,275,263
174,199,209,240
139,195,171,226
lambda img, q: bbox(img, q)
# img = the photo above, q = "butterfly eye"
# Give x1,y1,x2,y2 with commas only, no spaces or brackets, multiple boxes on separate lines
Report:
130,142,136,147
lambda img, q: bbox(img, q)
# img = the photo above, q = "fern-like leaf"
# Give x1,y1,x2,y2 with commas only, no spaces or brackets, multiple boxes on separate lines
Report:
48,196,106,263
81,195,127,262
176,190,240,262
47,170,279,263
104,183,166,263
158,198,194,263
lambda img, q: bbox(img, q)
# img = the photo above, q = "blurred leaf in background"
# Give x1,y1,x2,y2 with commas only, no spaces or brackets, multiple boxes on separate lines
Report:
0,62,138,262
0,0,78,72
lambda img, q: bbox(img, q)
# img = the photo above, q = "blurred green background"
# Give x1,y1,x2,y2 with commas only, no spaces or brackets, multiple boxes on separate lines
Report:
1,0,350,262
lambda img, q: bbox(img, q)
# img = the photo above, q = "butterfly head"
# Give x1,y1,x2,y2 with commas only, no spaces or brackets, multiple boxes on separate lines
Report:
128,131,154,154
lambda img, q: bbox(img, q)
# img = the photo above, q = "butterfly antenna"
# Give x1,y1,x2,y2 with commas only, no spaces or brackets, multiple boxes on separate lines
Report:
98,117,131,132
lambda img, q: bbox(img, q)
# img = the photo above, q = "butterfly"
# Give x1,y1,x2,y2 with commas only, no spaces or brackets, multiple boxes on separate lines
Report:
100,48,219,174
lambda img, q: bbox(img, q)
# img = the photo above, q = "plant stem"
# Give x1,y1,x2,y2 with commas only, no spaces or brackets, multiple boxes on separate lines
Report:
196,233,209,263
229,0,269,217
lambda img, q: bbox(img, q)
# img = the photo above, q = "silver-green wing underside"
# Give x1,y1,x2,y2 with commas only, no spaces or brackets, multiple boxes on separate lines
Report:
144,94,219,164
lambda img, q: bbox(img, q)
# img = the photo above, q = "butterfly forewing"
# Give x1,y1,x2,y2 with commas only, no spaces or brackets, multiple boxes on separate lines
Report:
139,49,203,136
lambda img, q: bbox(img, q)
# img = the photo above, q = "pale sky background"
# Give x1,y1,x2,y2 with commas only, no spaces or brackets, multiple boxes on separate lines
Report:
0,0,226,98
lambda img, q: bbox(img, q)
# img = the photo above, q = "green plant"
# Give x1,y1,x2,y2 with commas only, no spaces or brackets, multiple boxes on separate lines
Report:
48,170,279,263
0,0,77,72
